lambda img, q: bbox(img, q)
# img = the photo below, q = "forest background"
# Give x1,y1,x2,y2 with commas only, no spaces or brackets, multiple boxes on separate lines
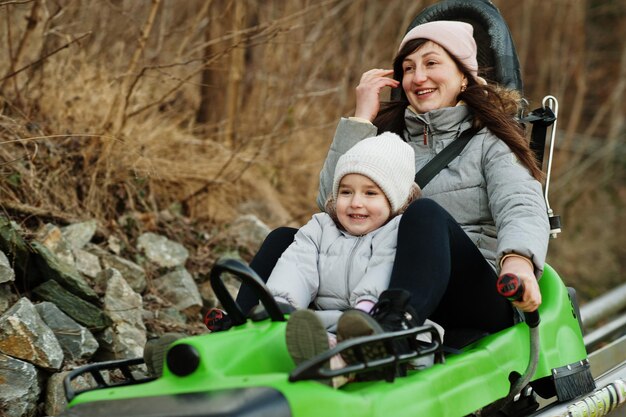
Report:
0,0,624,303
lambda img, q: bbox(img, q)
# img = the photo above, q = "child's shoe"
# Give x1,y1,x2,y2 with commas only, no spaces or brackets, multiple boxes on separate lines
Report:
369,289,420,335
285,309,336,386
285,309,329,366
336,289,420,381
336,309,389,381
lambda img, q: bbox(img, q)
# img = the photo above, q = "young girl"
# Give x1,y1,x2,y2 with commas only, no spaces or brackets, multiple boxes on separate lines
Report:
264,132,421,376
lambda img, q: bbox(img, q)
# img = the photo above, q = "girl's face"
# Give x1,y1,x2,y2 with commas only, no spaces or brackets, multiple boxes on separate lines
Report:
336,174,391,236
401,41,466,114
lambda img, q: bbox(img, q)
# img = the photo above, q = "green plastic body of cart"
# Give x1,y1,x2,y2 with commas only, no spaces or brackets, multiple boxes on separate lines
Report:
66,265,588,417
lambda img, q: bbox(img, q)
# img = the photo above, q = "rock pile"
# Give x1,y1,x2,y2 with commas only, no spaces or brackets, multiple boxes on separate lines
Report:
0,215,270,417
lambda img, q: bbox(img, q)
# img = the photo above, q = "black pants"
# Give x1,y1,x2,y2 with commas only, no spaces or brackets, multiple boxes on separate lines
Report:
236,199,513,333
236,227,298,314
391,199,513,333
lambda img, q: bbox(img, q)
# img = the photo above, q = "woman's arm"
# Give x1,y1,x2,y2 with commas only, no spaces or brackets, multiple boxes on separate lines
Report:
354,69,399,121
500,254,541,312
317,69,397,210
483,135,550,312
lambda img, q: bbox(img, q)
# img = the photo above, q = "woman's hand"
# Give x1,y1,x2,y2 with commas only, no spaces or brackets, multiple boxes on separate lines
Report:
500,256,541,312
354,69,400,122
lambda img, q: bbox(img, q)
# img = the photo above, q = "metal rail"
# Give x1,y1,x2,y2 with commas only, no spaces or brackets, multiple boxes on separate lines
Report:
585,314,626,352
581,282,626,329
530,358,626,417
580,282,626,353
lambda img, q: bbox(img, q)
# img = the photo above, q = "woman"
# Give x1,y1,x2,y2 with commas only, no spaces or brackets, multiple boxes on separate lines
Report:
316,20,548,337
237,20,548,341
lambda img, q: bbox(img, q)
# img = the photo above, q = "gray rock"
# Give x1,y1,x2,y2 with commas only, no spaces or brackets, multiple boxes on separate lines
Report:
73,247,102,279
35,301,99,361
0,250,15,284
45,370,107,416
100,270,146,359
61,220,97,249
0,217,41,289
227,214,270,252
107,235,124,255
0,353,40,417
0,298,64,370
97,252,146,293
33,280,110,331
32,241,98,302
44,372,69,417
137,232,189,268
152,268,202,315
153,307,188,325
36,224,75,269
0,284,17,315
95,327,114,352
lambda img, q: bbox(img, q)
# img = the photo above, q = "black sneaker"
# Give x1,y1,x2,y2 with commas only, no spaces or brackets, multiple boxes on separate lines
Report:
370,289,421,371
336,289,419,381
370,289,420,335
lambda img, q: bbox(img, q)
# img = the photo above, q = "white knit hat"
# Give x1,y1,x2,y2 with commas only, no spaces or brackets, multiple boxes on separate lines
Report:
332,132,416,213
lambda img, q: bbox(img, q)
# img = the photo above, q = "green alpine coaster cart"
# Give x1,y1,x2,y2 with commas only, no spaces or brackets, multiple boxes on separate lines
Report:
60,1,598,416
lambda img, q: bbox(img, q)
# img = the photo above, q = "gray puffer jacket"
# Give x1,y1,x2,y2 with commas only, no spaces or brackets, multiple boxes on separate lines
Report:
267,213,400,330
317,105,550,277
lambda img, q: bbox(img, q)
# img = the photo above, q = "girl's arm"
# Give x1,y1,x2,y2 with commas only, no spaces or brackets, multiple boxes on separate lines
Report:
349,218,400,307
266,214,324,309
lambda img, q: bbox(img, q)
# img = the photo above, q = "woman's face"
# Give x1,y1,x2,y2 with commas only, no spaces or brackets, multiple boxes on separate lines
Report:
401,41,467,113
335,174,391,236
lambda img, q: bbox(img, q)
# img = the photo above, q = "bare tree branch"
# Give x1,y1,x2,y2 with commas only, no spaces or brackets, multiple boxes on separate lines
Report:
0,0,39,94
0,32,91,83
102,0,161,134
0,0,35,6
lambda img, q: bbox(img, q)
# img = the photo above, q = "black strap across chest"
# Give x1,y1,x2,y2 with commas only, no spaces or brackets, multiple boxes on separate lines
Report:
414,128,478,189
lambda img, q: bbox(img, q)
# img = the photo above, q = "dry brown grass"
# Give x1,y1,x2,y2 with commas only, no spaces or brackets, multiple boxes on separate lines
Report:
0,0,624,300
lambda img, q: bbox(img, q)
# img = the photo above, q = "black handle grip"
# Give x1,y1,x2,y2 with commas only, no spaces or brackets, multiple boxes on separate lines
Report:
496,273,540,328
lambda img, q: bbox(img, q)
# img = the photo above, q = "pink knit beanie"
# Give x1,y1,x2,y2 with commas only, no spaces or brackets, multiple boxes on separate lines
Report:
398,20,478,76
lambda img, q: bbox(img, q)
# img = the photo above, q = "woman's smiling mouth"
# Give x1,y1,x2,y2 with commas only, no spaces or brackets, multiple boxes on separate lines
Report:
416,88,436,95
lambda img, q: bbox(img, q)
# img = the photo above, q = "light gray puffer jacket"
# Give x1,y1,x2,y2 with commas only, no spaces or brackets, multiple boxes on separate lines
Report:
267,213,401,330
317,105,550,277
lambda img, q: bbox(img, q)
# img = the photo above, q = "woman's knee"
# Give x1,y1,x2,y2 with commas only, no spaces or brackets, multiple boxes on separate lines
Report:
400,198,449,226
253,226,297,264
249,226,297,283
261,227,297,250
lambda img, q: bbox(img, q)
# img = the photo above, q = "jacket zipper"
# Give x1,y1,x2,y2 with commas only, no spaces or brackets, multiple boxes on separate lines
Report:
344,236,362,303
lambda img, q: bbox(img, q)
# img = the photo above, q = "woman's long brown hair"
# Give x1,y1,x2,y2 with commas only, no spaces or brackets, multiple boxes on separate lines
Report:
374,38,544,181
